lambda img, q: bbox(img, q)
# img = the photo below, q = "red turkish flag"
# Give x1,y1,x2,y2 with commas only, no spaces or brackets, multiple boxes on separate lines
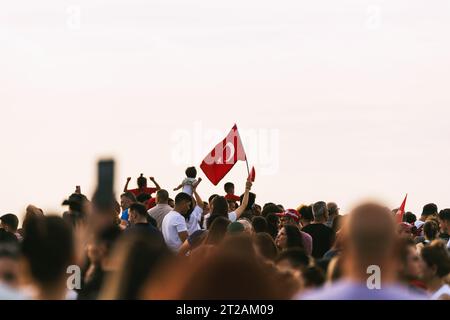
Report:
396,194,408,223
200,124,247,186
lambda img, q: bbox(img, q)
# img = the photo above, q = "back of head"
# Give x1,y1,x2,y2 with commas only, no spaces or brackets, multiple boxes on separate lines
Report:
254,233,278,261
156,189,169,204
252,216,268,233
312,201,328,222
265,213,280,239
284,224,304,250
422,203,438,217
423,220,439,240
204,216,230,245
327,202,339,217
403,211,417,224
174,192,192,206
102,229,170,300
96,225,122,253
343,202,396,267
129,202,148,218
0,229,19,245
438,209,450,222
209,196,229,225
224,182,234,194
298,205,314,222
0,214,19,232
21,215,74,287
137,174,147,188
240,192,256,211
421,240,450,278
121,192,137,203
185,166,197,178
261,203,283,218
276,248,311,270
146,240,284,299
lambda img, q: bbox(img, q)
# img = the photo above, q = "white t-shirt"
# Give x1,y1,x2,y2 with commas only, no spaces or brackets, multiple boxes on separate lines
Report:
430,284,450,300
187,205,203,235
203,211,237,229
182,178,197,196
414,220,425,229
161,210,188,251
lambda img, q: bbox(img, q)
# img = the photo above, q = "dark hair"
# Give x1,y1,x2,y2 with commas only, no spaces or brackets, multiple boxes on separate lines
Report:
423,220,439,240
121,192,137,202
0,242,20,260
299,205,314,221
0,214,19,232
332,215,344,234
208,196,230,229
422,203,438,217
208,194,219,204
136,193,152,204
224,182,234,193
276,248,310,269
252,216,268,233
129,203,148,217
254,233,278,261
421,240,450,278
137,174,147,189
96,225,122,253
185,167,197,178
403,212,417,224
398,238,417,267
303,266,326,288
156,190,169,203
438,209,450,222
204,217,230,245
284,224,304,250
174,192,193,206
105,230,170,300
265,213,280,239
240,192,256,211
62,193,88,213
0,229,18,245
21,215,74,286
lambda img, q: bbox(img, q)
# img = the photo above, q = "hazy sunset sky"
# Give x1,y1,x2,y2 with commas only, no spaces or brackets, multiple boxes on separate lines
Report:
1,0,449,222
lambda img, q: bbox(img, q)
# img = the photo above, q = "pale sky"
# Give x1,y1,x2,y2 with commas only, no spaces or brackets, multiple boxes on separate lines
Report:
1,0,450,223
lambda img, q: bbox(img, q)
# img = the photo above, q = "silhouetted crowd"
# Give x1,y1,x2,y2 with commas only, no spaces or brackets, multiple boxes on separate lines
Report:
1,168,449,300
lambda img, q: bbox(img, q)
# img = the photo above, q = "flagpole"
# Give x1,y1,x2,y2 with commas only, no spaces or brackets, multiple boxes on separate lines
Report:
245,158,250,176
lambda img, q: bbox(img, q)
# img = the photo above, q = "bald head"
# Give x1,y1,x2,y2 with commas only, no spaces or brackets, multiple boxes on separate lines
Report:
342,203,399,281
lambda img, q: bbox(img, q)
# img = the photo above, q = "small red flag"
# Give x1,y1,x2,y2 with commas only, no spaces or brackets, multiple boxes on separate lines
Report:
248,166,256,182
396,194,408,223
200,124,247,186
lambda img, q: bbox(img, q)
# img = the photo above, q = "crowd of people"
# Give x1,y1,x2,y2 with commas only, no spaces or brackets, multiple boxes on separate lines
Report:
0,167,449,300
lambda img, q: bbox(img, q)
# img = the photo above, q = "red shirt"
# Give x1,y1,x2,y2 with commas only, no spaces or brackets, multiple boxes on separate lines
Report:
225,194,241,202
129,187,157,196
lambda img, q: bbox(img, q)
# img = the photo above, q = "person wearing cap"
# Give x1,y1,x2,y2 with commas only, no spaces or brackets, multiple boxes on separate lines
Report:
62,192,88,227
276,209,313,256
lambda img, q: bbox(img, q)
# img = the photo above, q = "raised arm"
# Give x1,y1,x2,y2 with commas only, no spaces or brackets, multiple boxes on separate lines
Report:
193,187,203,209
149,177,161,191
123,177,131,192
233,180,252,219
